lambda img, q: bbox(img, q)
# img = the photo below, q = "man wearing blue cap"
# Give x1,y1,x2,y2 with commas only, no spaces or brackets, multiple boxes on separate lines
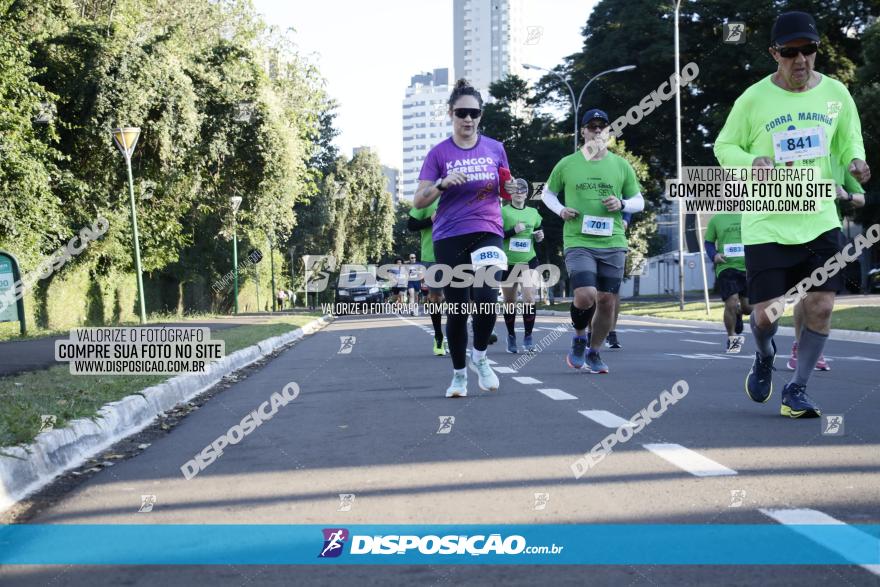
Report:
714,11,870,418
541,109,645,374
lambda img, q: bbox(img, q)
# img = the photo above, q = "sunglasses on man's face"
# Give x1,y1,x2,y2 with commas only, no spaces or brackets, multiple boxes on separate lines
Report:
774,43,819,58
453,108,482,119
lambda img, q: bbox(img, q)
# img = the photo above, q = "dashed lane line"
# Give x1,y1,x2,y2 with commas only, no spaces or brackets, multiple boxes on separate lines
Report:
512,376,542,385
760,508,880,577
579,410,635,428
537,388,578,401
643,443,738,477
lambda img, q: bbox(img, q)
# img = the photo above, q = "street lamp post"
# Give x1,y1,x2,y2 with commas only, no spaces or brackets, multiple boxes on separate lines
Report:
267,232,277,312
675,0,685,310
112,127,147,324
523,64,576,152
230,195,242,314
673,0,711,315
524,63,636,153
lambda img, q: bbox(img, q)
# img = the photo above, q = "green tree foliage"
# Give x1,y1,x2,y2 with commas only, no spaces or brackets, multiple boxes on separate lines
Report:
0,0,64,266
389,199,421,262
0,0,356,318
541,0,879,178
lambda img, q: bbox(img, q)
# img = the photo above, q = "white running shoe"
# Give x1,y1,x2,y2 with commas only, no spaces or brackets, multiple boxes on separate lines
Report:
468,356,499,391
445,372,468,398
727,335,745,354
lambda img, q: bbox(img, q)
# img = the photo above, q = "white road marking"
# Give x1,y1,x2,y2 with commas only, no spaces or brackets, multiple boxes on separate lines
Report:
486,358,498,365
666,353,730,360
538,388,578,400
681,339,719,346
643,443,737,477
760,508,880,577
579,410,634,428
494,366,517,374
512,376,542,385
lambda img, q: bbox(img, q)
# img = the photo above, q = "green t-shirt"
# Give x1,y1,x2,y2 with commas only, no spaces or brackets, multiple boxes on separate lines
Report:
547,151,641,250
409,199,439,262
705,213,746,277
714,74,866,246
501,204,542,264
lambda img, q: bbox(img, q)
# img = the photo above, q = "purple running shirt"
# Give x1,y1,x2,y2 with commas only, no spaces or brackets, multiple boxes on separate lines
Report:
418,135,508,241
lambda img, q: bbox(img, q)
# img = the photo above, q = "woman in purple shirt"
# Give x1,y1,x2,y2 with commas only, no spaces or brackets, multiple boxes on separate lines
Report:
413,79,518,398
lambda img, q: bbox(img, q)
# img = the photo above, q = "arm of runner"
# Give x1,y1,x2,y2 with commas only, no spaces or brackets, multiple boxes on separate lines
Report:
503,226,518,238
407,216,433,232
705,241,720,264
714,96,762,168
833,90,868,183
541,185,578,219
621,212,633,230
621,192,645,213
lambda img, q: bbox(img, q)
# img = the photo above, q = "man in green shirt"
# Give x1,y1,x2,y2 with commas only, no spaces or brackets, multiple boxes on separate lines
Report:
714,11,870,418
704,213,752,353
408,199,447,356
500,187,544,353
542,109,644,374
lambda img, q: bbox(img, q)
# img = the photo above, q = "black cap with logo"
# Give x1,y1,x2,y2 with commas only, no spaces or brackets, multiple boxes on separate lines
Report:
771,11,820,46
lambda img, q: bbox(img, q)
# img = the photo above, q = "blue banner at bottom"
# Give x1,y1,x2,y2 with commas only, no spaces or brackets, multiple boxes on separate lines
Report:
1,524,879,565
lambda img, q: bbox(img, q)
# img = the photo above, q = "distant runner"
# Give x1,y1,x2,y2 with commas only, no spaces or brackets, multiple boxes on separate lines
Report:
704,213,752,353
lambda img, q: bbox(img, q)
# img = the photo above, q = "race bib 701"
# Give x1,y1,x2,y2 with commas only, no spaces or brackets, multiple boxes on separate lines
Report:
581,215,614,237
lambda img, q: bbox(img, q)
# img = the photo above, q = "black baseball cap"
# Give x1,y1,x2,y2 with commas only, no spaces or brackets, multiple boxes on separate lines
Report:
771,11,820,46
581,108,610,125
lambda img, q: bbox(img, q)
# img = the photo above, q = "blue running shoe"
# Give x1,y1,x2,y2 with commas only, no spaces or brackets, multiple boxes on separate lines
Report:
523,334,535,353
781,382,821,418
584,349,609,374
745,340,776,403
566,336,588,370
506,334,518,354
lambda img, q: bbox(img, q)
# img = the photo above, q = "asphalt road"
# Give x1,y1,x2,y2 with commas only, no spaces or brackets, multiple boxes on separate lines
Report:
3,313,879,585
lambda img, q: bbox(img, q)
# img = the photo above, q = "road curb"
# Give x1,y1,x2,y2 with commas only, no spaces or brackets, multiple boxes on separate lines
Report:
0,315,333,513
537,310,880,344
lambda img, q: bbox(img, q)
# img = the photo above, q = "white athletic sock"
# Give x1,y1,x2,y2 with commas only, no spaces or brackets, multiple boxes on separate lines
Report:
471,349,487,362
454,368,467,377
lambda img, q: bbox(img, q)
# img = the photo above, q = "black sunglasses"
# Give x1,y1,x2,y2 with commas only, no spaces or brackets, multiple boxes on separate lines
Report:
453,108,482,119
774,43,819,58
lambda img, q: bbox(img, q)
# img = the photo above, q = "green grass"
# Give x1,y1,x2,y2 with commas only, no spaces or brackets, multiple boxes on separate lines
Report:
539,300,880,333
0,313,320,448
617,301,880,332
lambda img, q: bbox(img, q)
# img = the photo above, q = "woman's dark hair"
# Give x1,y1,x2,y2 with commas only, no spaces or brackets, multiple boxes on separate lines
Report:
447,78,483,110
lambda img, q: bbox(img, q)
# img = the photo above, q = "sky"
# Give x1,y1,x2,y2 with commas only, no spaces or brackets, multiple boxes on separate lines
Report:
252,0,598,170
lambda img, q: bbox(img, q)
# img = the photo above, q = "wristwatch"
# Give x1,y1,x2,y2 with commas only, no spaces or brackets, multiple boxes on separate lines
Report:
434,178,446,192
620,198,627,212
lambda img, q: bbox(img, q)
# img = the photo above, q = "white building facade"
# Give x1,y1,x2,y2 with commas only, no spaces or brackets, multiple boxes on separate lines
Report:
453,0,525,96
401,68,453,201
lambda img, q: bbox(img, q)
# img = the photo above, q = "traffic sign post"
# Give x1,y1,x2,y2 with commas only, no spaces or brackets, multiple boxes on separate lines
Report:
0,251,27,335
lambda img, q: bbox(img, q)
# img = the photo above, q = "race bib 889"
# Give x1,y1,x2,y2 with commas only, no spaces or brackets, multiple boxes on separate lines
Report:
470,246,508,268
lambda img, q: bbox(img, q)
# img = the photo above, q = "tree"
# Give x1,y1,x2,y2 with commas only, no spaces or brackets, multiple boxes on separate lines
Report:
389,200,421,263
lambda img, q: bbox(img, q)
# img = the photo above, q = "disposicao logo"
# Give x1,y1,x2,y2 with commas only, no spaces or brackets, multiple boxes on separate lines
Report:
319,528,349,558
